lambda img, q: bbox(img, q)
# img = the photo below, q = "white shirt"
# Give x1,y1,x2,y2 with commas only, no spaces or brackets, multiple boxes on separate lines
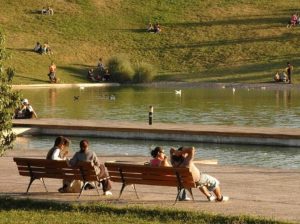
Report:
51,147,63,160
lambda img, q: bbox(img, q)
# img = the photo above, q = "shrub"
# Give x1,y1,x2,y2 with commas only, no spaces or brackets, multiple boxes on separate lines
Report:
133,63,156,83
107,55,134,83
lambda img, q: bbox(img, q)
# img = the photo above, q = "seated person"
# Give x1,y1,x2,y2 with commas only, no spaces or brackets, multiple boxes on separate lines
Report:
154,23,161,33
69,139,113,196
87,68,100,82
14,99,38,119
43,42,52,55
274,72,280,82
170,146,229,202
47,7,54,15
33,42,42,54
147,23,154,32
287,13,298,28
149,146,190,201
102,69,111,81
41,7,47,14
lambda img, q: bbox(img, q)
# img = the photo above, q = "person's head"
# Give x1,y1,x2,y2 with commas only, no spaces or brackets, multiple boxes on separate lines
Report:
22,99,29,105
79,139,89,153
287,62,290,66
151,146,165,159
54,136,69,148
170,147,185,163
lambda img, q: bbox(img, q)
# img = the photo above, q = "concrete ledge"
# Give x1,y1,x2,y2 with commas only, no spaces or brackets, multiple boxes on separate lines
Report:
12,83,120,89
12,118,300,147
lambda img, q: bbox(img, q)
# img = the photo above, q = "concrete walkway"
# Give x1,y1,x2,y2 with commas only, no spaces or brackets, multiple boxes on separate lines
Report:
2,149,299,223
13,118,300,146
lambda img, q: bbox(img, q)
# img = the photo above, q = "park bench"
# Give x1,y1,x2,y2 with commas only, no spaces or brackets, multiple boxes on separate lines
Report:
105,161,196,204
13,157,106,199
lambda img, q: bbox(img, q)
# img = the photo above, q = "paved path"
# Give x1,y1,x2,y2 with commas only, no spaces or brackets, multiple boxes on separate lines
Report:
2,149,299,223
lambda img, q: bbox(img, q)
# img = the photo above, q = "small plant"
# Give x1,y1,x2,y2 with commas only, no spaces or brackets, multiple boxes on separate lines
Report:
133,62,156,83
107,55,134,83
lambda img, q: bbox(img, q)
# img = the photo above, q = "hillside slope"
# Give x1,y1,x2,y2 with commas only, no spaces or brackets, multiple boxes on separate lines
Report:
1,0,300,84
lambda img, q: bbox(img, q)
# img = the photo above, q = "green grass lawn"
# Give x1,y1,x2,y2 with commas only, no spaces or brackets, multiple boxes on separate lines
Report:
1,0,300,84
0,197,292,224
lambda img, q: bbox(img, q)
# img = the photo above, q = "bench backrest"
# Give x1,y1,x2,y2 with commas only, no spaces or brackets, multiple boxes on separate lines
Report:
13,157,98,182
105,162,196,188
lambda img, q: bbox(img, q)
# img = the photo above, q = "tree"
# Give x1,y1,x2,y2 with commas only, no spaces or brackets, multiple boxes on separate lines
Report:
0,30,20,156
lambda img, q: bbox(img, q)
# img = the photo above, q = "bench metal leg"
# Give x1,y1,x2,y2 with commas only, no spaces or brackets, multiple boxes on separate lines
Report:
94,181,101,197
131,184,139,199
118,183,126,199
39,178,48,192
77,182,87,200
173,188,183,205
26,177,35,194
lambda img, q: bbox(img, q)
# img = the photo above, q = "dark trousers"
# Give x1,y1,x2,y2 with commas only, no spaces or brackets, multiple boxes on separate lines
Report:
100,179,112,192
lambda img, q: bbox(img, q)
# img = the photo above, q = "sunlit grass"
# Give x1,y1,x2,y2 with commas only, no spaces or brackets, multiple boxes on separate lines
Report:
1,0,300,84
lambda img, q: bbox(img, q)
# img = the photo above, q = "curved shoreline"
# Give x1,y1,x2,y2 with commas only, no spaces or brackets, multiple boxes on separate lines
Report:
12,81,300,90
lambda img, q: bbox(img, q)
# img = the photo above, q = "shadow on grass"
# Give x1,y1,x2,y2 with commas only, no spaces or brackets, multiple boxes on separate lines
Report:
111,28,146,33
7,47,35,53
58,65,90,82
140,32,297,51
155,57,300,83
164,14,288,28
15,74,48,83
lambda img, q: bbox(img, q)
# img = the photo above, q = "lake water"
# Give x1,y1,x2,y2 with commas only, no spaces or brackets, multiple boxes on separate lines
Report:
15,135,300,169
15,86,300,169
19,86,300,127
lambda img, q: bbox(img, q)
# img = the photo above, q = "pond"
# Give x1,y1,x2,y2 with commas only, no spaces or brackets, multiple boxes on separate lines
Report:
15,85,300,169
19,86,300,128
15,136,300,169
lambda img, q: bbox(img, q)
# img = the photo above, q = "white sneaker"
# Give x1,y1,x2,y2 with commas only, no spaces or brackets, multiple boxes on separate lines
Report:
216,195,229,202
104,191,112,196
207,195,216,202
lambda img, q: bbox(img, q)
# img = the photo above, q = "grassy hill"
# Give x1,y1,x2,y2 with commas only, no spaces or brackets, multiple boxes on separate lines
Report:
1,0,300,84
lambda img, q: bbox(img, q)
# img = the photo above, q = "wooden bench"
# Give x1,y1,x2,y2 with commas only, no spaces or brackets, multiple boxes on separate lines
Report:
13,157,104,199
105,161,196,204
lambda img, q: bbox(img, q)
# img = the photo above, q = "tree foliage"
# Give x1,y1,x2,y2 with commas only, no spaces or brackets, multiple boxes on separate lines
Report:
0,30,20,156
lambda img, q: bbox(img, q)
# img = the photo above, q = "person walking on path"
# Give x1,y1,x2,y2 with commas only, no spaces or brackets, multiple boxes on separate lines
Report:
170,146,229,202
286,62,293,84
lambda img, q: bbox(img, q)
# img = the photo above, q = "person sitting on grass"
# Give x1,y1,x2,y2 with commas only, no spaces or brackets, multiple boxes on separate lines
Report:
154,22,161,33
147,23,154,32
287,13,298,28
33,42,43,54
87,68,100,82
102,69,111,81
170,146,229,202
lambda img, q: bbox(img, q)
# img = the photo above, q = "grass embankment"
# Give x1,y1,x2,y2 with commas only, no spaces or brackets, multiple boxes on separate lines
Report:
0,197,292,224
1,0,300,84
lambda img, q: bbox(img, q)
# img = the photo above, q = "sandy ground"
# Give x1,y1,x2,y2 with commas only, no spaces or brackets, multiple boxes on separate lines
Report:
1,149,299,223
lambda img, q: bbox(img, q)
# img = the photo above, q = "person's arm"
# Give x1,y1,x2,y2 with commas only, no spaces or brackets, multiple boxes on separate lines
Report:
161,155,170,167
170,146,195,165
52,148,63,160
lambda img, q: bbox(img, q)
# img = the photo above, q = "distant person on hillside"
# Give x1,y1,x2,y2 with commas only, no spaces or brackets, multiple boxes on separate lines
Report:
33,42,43,54
154,22,161,33
48,61,57,83
287,13,298,28
286,62,293,84
47,7,54,15
102,69,111,81
147,23,154,32
97,57,105,75
41,7,47,14
42,42,52,55
87,68,100,82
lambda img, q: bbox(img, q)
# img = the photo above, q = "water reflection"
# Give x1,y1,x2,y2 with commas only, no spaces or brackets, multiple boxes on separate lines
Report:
14,136,300,169
18,86,300,128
